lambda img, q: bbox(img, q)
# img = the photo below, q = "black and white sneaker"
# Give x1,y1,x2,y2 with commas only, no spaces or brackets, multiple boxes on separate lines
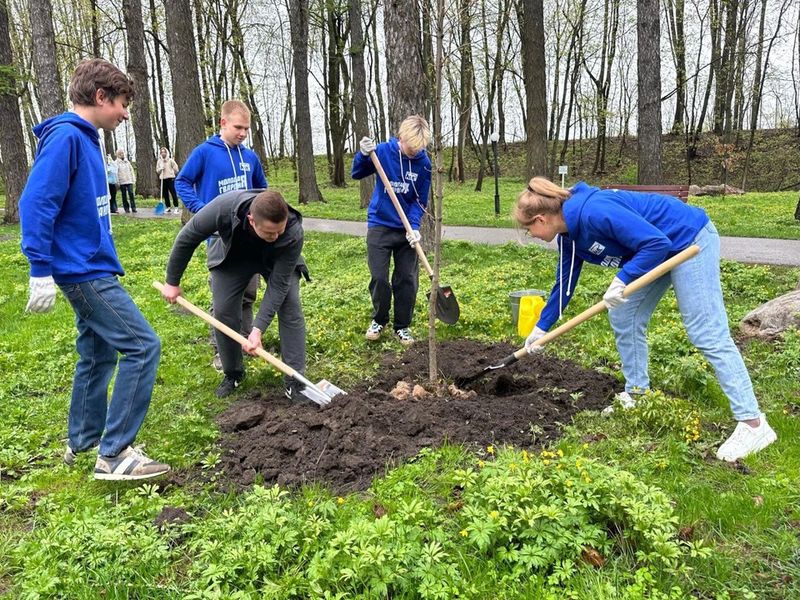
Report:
284,381,307,402
216,374,244,398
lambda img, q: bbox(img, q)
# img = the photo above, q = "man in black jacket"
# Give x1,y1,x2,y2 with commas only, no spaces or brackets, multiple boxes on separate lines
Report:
161,189,308,398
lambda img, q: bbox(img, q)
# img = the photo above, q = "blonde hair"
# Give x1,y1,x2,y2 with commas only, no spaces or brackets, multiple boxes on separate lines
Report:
397,115,431,155
221,99,250,119
513,177,571,226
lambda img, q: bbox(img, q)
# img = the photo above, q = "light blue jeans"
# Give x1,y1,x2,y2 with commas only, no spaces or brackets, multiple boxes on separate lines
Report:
608,221,760,421
58,276,161,457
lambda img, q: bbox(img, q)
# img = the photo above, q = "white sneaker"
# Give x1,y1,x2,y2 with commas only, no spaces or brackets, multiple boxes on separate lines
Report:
365,320,384,341
601,391,638,416
395,327,415,345
211,353,223,372
715,414,777,462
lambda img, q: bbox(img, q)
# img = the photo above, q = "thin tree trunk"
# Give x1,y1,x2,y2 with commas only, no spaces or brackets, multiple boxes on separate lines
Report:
637,0,662,183
288,0,324,202
29,0,63,119
455,0,472,183
349,0,373,208
148,0,169,149
665,0,686,134
0,0,28,224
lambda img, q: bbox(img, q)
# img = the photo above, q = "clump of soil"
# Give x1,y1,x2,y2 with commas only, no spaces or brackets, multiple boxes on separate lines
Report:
217,339,619,492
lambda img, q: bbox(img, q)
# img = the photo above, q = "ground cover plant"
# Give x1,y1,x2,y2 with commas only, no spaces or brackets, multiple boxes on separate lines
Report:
1,217,800,598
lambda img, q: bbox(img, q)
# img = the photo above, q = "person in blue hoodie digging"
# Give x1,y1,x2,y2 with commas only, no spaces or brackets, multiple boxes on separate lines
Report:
351,115,432,345
19,58,170,481
514,176,777,463
175,99,268,371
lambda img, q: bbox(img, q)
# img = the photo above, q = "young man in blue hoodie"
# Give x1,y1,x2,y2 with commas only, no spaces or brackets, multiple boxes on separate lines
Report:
351,115,432,345
175,100,268,370
514,176,777,463
19,58,170,481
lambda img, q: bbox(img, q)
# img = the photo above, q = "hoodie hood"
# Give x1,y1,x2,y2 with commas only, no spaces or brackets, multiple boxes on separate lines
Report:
34,112,100,148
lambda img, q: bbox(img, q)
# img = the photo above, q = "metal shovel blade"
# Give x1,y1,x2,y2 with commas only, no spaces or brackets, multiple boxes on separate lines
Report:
434,285,460,324
300,379,347,405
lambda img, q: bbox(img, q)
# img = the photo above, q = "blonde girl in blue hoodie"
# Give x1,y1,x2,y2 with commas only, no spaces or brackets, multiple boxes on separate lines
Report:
351,115,432,345
514,176,776,463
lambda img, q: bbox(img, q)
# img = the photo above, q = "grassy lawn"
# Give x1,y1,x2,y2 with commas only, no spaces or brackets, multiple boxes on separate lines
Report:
1,217,799,597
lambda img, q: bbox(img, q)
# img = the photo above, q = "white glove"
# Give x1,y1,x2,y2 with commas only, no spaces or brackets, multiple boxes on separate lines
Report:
26,275,57,313
359,136,376,156
525,326,547,354
603,276,628,310
406,230,422,247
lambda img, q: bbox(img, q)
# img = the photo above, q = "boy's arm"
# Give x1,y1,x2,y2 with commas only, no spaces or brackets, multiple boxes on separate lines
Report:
175,149,203,212
406,161,431,230
164,200,225,286
351,150,376,180
252,159,268,189
20,130,74,278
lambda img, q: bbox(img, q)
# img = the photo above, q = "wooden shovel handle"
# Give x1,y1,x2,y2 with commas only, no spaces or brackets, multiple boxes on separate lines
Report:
510,244,701,362
152,281,299,379
369,151,435,278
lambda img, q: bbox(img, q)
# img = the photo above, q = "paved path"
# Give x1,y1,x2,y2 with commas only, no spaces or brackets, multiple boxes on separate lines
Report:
128,210,800,267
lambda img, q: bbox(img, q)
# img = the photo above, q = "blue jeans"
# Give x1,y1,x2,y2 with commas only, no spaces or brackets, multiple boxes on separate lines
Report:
608,222,760,421
58,276,161,456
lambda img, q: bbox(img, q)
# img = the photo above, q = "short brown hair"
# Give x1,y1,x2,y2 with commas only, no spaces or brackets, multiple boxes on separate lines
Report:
221,99,250,119
250,190,288,224
68,58,134,106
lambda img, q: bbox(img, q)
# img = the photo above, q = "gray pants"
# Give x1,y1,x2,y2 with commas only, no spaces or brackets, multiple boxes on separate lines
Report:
209,273,258,350
366,226,419,330
210,265,305,383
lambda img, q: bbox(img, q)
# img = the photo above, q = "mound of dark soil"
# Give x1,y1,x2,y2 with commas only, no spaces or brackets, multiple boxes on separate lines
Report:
217,339,619,492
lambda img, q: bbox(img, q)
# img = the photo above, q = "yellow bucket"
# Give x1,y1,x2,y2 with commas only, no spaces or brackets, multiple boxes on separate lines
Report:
508,290,546,338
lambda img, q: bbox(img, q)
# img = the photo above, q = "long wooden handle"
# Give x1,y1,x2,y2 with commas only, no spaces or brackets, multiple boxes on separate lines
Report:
509,244,701,362
369,151,435,277
152,281,298,379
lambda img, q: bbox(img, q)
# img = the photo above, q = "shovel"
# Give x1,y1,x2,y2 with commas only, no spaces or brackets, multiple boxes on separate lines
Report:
152,281,344,406
458,244,701,384
369,151,460,324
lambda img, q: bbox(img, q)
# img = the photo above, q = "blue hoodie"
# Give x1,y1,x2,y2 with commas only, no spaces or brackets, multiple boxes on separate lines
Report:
20,112,123,284
537,181,709,331
175,134,267,213
351,137,431,230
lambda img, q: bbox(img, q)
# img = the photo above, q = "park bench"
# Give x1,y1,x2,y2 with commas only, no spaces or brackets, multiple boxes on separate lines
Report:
601,184,690,202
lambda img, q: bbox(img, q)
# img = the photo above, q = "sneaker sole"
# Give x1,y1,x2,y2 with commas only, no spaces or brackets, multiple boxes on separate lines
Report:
94,469,170,481
365,333,381,341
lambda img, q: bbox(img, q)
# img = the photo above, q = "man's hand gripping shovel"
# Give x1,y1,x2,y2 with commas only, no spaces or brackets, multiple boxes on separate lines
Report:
153,282,344,406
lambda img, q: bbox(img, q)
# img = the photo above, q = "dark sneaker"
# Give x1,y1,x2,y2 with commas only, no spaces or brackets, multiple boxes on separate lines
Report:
216,374,243,398
93,446,171,481
395,327,415,345
284,380,307,402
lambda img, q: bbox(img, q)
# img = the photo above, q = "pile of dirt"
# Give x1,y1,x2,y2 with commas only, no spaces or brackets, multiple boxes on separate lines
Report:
216,339,619,492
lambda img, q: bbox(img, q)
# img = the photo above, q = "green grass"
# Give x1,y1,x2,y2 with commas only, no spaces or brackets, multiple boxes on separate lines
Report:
2,213,800,597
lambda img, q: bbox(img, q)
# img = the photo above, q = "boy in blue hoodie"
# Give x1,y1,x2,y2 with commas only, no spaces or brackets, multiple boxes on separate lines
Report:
19,58,170,481
514,176,777,463
351,115,432,345
175,100,267,370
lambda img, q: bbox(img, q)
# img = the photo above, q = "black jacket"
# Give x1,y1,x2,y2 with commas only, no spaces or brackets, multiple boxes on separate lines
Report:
165,189,306,331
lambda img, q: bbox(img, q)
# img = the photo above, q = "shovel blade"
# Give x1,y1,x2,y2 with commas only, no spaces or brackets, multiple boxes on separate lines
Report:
434,285,460,324
300,379,346,405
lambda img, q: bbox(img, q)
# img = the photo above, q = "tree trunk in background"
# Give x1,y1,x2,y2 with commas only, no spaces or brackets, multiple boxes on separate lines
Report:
0,0,28,224
713,0,739,136
325,3,348,187
29,0,64,119
384,0,427,132
349,0,373,208
518,0,547,179
369,1,386,139
455,0,472,183
122,0,157,198
148,0,170,150
665,0,686,134
165,0,205,165
637,0,662,183
288,0,323,203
